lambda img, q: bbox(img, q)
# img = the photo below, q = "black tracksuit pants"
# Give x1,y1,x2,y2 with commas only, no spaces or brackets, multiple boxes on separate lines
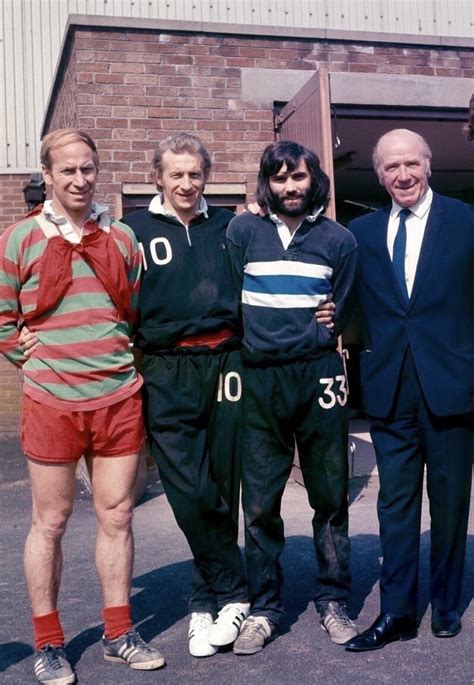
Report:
142,347,247,614
241,351,351,626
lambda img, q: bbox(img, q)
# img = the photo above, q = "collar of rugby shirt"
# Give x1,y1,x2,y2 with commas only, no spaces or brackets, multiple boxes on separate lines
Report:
269,205,325,250
43,199,111,243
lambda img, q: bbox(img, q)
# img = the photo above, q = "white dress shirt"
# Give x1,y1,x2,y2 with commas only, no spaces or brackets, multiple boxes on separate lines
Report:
387,187,433,297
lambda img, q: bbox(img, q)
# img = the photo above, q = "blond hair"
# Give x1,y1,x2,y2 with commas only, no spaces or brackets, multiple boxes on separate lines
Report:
40,128,99,169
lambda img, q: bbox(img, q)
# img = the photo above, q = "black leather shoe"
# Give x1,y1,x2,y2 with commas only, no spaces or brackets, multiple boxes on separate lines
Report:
431,609,461,638
345,613,417,652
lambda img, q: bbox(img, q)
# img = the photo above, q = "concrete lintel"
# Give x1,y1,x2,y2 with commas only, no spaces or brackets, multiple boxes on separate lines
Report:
65,13,474,49
122,182,246,195
330,72,474,108
242,68,473,109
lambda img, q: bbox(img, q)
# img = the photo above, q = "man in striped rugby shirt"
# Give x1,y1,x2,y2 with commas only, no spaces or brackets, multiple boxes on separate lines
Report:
0,129,164,684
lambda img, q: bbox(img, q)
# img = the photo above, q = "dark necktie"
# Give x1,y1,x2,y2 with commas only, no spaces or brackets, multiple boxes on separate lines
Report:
392,208,411,299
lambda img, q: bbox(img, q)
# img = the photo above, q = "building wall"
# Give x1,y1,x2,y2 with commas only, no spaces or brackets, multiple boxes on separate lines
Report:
2,0,474,174
0,174,32,229
46,27,474,210
0,175,28,436
1,25,473,434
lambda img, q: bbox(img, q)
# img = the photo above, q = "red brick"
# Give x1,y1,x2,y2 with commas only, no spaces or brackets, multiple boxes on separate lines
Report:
181,44,211,55
244,110,273,121
153,120,185,131
147,107,180,118
128,118,163,129
75,37,111,50
208,67,241,78
435,67,463,76
110,62,146,73
95,73,125,84
192,55,225,67
348,63,378,73
125,74,159,85
180,109,214,120
210,88,241,99
162,97,196,108
160,76,192,87
175,65,211,77
224,57,256,68
162,54,193,65
128,95,163,106
78,105,112,116
213,131,245,141
123,54,159,66
146,65,176,75
195,120,227,130
95,117,129,128
405,66,435,76
212,109,244,120
286,60,317,70
195,98,228,109
209,46,240,57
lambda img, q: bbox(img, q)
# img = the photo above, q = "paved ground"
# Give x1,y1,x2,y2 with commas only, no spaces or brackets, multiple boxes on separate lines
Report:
0,424,473,685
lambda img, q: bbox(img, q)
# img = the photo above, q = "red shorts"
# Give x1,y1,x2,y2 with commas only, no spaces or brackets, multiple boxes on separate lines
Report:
21,392,145,463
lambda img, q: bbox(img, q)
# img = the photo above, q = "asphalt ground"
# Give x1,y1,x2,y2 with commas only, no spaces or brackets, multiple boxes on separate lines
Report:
0,426,473,685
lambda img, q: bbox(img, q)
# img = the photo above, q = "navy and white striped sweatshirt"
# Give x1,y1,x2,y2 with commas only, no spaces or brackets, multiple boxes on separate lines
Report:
226,211,358,363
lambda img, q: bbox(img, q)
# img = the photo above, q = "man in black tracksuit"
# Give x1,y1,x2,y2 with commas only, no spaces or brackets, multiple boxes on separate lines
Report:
226,141,359,655
124,133,249,658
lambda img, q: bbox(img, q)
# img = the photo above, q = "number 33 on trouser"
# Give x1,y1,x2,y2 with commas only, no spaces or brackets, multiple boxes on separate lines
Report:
240,349,351,622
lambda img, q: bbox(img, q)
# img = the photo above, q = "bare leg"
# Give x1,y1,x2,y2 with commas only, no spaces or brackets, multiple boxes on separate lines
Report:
87,453,140,607
24,460,77,615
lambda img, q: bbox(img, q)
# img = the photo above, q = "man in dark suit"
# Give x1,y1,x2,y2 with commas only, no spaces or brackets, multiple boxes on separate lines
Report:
345,128,473,651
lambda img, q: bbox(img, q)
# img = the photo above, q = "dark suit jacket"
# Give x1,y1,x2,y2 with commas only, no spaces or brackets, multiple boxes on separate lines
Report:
349,192,474,418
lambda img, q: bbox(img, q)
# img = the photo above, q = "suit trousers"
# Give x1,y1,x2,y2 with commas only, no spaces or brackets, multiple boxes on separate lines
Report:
142,347,247,614
241,351,351,625
370,347,473,616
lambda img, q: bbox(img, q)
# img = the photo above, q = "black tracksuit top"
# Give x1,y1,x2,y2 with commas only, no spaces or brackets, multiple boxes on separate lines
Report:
125,205,240,351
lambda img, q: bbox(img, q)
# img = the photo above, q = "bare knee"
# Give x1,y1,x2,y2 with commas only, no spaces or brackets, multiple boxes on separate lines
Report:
31,504,73,542
96,499,134,536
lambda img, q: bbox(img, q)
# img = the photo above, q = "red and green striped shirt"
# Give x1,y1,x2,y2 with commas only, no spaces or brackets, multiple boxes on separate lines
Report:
0,213,142,410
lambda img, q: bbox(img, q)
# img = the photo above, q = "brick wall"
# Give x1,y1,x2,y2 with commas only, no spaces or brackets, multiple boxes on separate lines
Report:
1,27,473,435
50,46,78,131
46,29,474,208
0,359,22,438
0,174,32,232
0,175,30,435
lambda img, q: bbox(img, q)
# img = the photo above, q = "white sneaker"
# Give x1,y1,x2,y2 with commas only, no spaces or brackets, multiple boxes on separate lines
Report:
208,602,250,646
188,612,217,658
233,615,275,655
320,601,358,645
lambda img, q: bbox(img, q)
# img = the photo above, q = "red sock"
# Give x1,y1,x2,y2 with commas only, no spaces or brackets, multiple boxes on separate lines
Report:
33,610,65,651
103,604,133,640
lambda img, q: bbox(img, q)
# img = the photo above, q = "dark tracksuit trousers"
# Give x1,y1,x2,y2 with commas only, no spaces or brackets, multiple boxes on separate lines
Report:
241,350,351,626
142,345,247,614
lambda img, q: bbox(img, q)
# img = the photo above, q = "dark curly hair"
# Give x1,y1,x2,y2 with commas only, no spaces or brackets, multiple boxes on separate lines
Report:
256,140,330,212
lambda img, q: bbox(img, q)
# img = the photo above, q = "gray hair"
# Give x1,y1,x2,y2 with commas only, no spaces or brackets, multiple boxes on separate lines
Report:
372,128,432,176
151,133,211,179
